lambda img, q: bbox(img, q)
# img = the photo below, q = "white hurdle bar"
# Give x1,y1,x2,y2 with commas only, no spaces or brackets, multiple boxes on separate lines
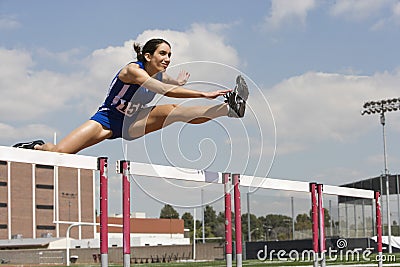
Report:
0,146,98,170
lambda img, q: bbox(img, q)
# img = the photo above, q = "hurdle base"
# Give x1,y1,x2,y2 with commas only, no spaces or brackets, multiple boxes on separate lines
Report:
101,254,108,267
236,254,242,267
123,254,130,267
226,254,232,267
378,252,383,267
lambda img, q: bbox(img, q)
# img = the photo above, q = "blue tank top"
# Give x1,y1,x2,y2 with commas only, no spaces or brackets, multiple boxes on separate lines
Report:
98,61,161,118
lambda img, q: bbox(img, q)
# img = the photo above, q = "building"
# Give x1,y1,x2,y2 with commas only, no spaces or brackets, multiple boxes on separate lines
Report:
0,146,189,249
0,153,96,241
96,217,189,247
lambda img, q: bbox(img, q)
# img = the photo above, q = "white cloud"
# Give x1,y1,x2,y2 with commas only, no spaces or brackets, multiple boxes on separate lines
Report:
0,24,240,142
0,123,56,141
135,23,239,68
0,48,96,121
264,0,317,30
0,15,20,30
388,1,400,25
255,70,400,154
393,1,400,17
370,2,400,30
329,0,393,21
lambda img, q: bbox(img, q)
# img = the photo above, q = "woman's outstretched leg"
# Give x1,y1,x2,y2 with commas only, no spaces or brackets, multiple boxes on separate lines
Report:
128,103,230,139
35,120,113,154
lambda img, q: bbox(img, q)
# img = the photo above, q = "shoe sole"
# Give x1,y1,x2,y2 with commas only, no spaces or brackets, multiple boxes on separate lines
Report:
13,140,44,149
235,75,249,101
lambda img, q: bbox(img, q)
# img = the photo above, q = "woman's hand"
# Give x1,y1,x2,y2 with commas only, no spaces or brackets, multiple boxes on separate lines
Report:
203,89,232,99
176,70,190,86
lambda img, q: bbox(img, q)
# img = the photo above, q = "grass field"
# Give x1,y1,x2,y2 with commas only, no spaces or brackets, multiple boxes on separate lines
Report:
10,257,400,267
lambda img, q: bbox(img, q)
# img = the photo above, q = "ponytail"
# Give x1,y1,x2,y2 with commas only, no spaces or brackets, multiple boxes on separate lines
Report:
133,42,145,62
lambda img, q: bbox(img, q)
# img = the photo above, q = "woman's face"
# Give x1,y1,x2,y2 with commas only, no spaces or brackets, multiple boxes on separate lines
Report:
145,42,171,74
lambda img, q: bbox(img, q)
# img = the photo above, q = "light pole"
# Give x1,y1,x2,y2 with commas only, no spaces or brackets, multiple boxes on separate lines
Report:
361,97,400,253
201,189,205,244
247,192,251,241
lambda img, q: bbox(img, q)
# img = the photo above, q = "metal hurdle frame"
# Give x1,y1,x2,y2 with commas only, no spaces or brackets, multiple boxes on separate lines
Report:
0,146,100,266
98,157,109,267
317,184,383,267
106,160,382,267
310,183,319,267
223,173,233,266
233,174,243,267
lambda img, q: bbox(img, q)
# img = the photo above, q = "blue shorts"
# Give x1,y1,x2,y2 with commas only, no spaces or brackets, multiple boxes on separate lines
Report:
90,109,140,140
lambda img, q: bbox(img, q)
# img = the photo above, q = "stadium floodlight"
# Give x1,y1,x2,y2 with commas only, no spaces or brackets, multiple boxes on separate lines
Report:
361,97,400,254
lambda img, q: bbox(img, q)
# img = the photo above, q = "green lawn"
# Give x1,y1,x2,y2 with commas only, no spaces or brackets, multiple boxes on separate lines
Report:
9,254,400,267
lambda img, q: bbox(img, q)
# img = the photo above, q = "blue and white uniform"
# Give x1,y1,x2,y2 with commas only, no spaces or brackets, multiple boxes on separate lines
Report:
90,61,162,140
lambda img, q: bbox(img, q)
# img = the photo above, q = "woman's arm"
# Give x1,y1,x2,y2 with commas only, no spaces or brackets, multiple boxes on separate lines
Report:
162,70,190,86
119,63,230,99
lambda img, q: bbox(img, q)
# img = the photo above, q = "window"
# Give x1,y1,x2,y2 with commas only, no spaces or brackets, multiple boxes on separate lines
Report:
36,184,54,190
36,225,56,230
0,203,7,208
36,205,54,210
0,181,6,186
0,224,7,229
36,164,54,170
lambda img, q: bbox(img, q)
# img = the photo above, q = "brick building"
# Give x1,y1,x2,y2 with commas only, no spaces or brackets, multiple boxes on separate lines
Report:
0,146,189,249
0,146,98,242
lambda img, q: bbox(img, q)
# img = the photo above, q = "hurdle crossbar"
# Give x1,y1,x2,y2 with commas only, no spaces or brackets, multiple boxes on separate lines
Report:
0,146,98,170
241,175,376,200
127,162,223,183
241,175,310,192
323,185,374,199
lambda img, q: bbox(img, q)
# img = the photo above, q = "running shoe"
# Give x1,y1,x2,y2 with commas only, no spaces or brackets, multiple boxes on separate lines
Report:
12,140,45,149
225,75,249,118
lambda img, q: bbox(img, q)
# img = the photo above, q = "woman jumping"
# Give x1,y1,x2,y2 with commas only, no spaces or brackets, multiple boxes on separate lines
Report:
13,38,248,154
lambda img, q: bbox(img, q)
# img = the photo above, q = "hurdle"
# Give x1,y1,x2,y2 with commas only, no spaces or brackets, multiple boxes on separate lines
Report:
98,158,234,267
113,161,381,267
0,146,100,265
239,175,381,266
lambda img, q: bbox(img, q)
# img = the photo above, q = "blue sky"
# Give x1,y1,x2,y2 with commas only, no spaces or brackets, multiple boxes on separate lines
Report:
2,0,400,219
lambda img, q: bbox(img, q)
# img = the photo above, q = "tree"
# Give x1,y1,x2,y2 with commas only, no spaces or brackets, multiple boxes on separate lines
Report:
241,213,263,241
295,213,311,230
258,214,293,240
204,205,218,234
181,212,193,230
159,204,179,219
214,211,227,238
